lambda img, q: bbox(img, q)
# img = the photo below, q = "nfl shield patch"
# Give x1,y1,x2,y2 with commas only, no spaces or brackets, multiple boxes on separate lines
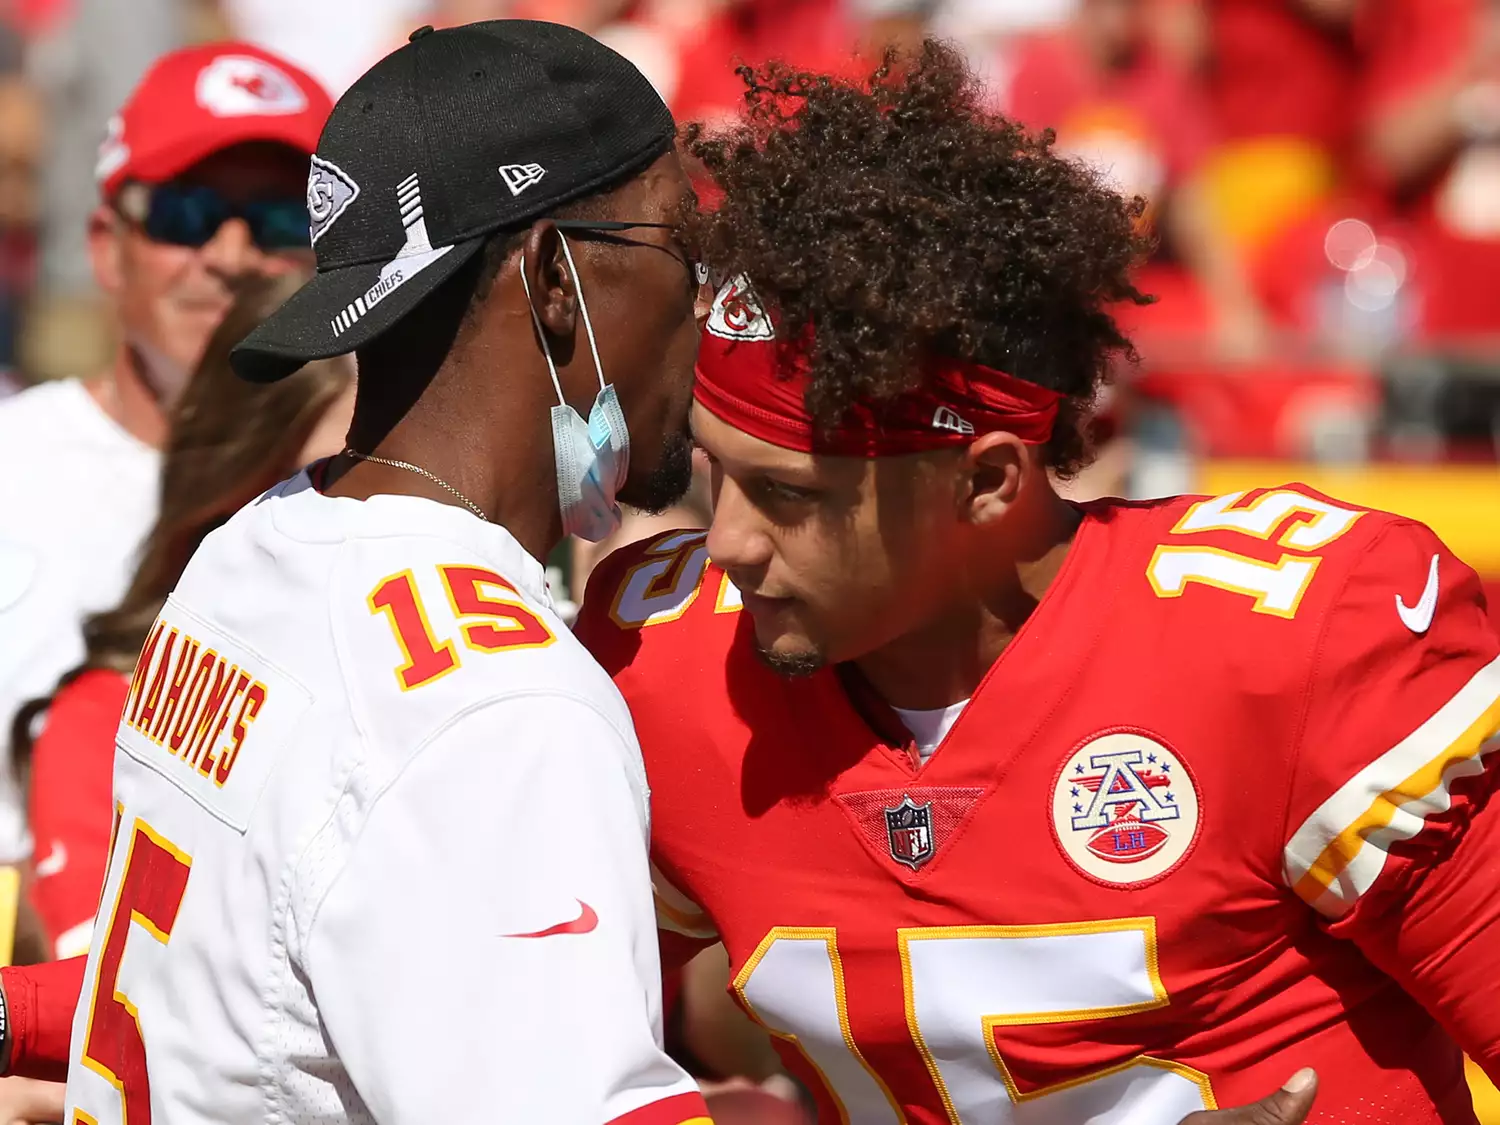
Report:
884,796,935,870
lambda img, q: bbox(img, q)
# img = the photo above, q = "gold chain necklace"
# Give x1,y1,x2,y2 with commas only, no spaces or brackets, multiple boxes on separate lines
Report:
341,448,487,521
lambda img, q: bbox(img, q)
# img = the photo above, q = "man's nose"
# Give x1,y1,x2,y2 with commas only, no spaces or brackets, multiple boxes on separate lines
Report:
706,476,774,578
199,216,263,280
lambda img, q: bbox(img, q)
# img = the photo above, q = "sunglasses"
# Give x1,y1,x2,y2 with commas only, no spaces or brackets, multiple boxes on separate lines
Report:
116,181,311,252
552,219,721,299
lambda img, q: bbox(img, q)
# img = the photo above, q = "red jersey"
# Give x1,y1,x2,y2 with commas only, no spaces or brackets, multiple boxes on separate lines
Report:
1006,32,1213,198
1205,0,1358,151
26,668,126,958
577,486,1500,1125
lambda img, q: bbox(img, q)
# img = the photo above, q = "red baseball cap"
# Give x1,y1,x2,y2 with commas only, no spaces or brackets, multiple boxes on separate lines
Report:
95,42,333,199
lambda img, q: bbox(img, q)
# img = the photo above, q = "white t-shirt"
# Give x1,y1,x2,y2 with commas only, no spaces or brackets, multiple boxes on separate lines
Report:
892,699,971,764
64,473,701,1125
0,379,160,861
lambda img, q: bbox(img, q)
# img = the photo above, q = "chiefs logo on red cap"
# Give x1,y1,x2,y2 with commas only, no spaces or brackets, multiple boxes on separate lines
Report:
95,44,330,199
195,55,309,118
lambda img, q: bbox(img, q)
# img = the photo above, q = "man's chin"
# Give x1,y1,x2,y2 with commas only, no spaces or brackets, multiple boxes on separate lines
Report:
753,640,827,679
618,430,695,514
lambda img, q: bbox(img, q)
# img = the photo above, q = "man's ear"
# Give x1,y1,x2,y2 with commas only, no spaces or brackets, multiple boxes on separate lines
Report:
519,220,578,342
87,204,124,297
963,430,1030,526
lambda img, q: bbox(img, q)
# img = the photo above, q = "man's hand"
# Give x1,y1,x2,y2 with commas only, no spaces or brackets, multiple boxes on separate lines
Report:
1180,1070,1318,1125
0,1075,64,1124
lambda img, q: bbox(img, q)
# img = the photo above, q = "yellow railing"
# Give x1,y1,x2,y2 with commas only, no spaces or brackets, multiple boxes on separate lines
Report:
1199,462,1500,575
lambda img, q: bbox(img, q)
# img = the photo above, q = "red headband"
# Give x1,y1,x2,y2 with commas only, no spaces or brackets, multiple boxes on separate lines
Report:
693,277,1062,456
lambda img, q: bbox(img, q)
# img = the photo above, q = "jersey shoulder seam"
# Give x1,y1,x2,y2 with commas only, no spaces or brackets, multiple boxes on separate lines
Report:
1275,517,1416,852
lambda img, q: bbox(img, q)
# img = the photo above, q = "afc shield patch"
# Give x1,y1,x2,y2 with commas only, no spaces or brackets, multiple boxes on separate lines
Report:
885,796,935,870
1050,729,1201,888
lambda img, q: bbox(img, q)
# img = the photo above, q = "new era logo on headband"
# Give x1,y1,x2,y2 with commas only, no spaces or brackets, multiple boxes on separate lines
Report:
500,163,546,196
932,406,975,436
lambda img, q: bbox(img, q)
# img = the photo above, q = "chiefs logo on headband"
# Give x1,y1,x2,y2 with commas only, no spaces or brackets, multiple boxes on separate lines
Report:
694,276,1064,456
706,274,774,342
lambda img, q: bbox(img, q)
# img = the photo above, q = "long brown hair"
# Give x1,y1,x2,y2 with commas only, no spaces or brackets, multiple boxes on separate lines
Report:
11,274,352,765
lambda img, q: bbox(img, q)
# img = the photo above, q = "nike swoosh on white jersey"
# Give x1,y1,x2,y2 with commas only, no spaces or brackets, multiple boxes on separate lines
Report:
33,840,66,879
1396,553,1440,634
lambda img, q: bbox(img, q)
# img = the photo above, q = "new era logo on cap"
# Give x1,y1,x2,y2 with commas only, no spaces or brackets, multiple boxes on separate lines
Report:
500,163,547,196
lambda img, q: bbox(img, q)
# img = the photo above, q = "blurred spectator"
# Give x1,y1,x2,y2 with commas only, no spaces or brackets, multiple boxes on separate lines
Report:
1006,0,1269,358
1195,0,1358,256
0,42,328,870
669,0,857,123
24,0,183,380
575,0,859,124
850,0,1074,96
15,274,354,960
1356,0,1500,339
1230,0,1500,347
215,0,431,94
0,21,39,378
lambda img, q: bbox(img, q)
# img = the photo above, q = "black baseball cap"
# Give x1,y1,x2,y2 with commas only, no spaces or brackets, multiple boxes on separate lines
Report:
230,20,676,383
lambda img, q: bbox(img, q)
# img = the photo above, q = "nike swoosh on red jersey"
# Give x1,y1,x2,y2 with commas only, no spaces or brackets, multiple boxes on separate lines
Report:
503,900,598,938
34,840,67,879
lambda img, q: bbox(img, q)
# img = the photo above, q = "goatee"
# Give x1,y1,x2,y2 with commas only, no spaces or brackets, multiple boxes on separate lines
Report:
753,644,826,678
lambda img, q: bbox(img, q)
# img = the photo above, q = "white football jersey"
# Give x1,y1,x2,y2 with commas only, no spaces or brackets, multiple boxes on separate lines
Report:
0,378,160,863
63,471,706,1125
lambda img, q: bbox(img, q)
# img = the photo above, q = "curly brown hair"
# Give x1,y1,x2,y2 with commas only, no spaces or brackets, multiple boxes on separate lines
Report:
683,40,1152,475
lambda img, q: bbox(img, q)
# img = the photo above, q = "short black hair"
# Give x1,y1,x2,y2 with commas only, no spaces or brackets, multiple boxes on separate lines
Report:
683,41,1152,476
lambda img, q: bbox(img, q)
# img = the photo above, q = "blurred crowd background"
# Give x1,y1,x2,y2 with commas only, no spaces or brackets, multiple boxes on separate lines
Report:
0,0,1497,619
0,2,1497,1121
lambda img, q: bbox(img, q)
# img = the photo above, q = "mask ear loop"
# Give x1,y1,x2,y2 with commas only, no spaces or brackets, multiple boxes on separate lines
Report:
518,248,567,408
557,233,607,393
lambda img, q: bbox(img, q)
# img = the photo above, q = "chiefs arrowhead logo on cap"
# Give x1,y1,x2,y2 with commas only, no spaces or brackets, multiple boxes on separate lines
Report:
306,155,359,244
705,274,774,342
196,55,309,118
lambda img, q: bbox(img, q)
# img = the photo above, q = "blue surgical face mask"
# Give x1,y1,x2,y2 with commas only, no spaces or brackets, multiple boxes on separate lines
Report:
520,234,630,542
